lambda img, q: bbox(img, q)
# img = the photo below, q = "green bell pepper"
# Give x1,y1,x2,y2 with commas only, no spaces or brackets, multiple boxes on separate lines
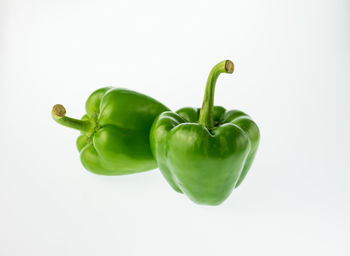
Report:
52,87,169,175
150,60,260,205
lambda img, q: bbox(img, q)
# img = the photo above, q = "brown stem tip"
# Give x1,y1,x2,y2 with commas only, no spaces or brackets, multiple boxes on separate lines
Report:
225,60,234,73
53,104,66,117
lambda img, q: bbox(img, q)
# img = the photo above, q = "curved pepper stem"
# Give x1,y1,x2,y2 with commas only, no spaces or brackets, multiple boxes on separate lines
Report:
52,104,92,133
198,60,234,129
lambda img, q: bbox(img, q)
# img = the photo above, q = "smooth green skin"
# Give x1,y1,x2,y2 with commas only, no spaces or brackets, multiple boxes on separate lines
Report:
150,60,260,205
52,87,169,175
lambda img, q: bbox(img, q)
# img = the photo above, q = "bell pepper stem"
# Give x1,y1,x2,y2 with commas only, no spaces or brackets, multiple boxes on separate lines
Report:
52,104,92,133
198,60,234,129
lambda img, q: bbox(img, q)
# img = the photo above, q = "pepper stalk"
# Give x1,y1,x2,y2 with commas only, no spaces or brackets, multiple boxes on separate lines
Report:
198,60,234,129
52,104,93,133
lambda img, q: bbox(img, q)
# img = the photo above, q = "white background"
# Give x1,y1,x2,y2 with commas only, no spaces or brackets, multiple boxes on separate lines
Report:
1,0,349,255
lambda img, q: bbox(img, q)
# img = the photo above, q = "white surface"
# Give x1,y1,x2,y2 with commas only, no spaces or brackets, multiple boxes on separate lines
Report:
1,0,350,255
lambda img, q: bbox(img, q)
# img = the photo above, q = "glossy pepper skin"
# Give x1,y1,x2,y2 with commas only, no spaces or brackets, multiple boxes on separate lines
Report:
150,60,260,205
52,87,169,175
